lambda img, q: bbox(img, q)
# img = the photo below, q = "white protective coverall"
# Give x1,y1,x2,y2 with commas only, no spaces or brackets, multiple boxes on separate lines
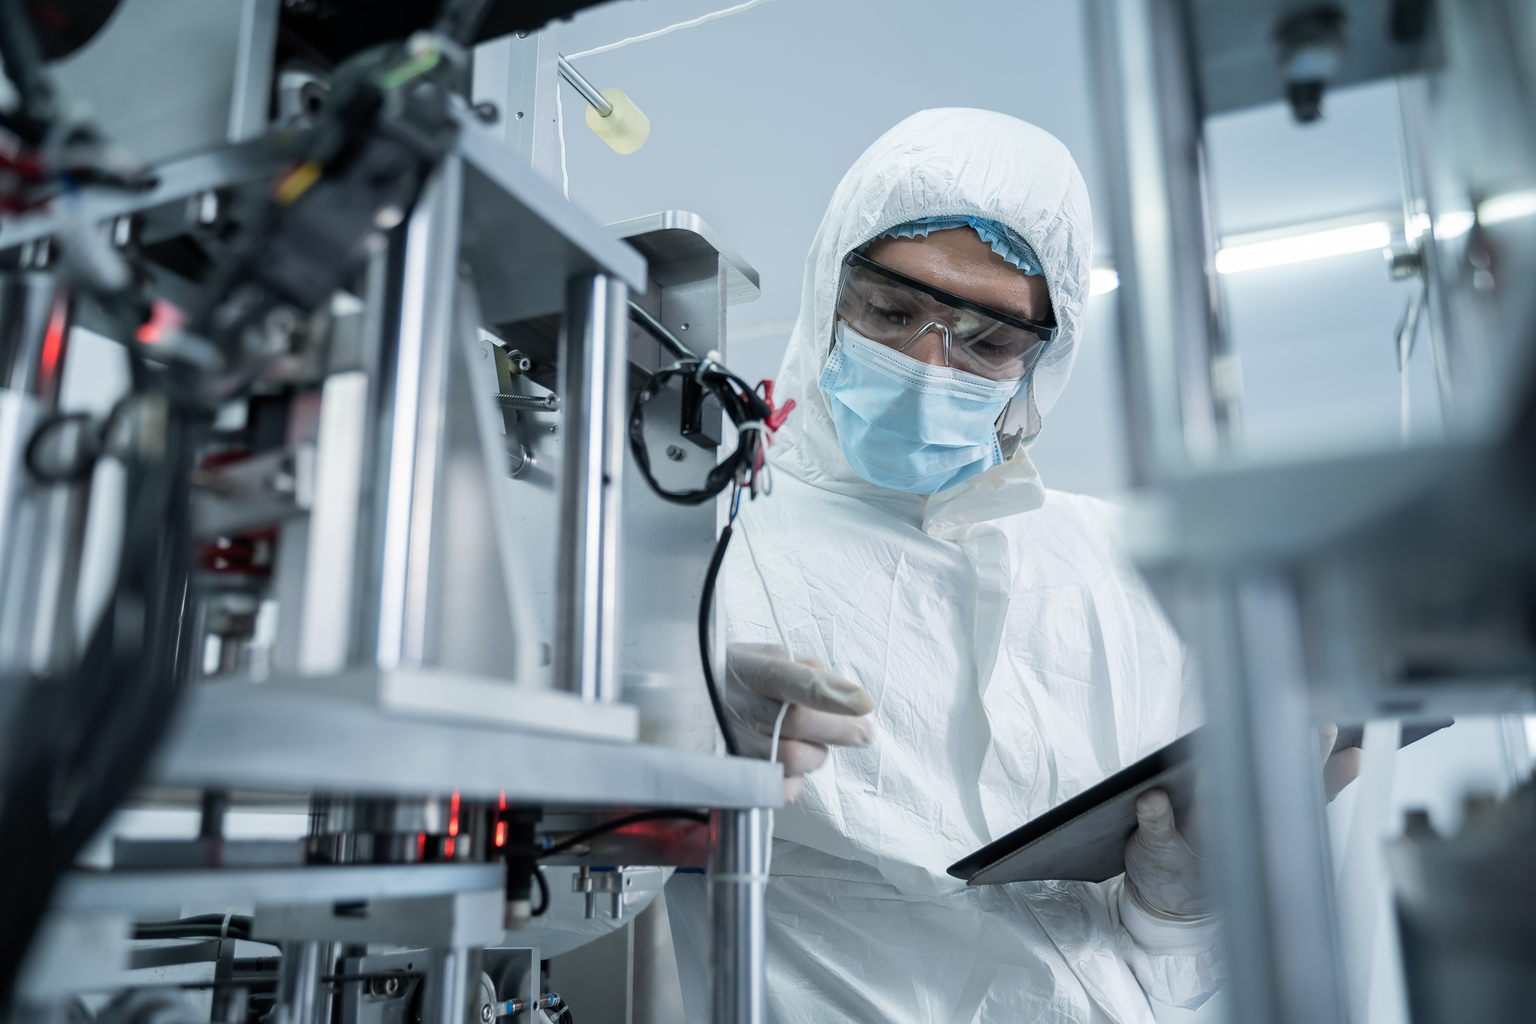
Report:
665,108,1223,1024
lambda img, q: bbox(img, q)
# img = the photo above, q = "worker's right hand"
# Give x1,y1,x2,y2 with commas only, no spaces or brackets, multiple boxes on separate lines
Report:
724,644,875,802
1318,724,1362,802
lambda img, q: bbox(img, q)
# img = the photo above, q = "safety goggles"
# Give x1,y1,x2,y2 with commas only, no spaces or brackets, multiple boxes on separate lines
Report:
835,251,1055,382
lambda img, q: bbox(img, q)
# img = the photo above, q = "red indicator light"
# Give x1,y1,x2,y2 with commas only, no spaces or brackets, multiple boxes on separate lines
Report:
444,836,455,858
36,292,67,398
495,821,506,847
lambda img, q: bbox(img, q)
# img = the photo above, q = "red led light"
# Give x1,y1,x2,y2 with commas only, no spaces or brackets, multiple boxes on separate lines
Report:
448,790,460,837
135,298,184,346
495,821,506,847
36,292,67,398
444,836,455,858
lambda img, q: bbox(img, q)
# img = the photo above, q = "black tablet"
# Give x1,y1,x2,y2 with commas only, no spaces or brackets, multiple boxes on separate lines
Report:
948,717,1456,886
947,730,1200,886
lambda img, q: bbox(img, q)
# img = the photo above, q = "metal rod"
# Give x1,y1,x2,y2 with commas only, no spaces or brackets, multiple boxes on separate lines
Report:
556,55,614,117
709,808,766,1024
422,947,470,1024
274,941,324,1024
374,158,464,670
1086,0,1229,482
1196,575,1348,1024
555,273,628,702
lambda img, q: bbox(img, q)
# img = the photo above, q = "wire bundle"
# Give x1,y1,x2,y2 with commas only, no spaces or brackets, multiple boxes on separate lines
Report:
133,915,255,942
626,303,793,508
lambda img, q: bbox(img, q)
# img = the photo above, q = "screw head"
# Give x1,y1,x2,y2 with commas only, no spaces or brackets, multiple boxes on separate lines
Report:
665,445,686,462
481,1005,495,1022
375,205,405,230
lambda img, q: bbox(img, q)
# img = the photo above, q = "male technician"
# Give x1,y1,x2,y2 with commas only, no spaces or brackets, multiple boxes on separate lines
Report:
667,109,1301,1023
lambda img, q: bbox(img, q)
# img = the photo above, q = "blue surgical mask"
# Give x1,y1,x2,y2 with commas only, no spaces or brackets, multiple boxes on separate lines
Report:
818,321,1023,494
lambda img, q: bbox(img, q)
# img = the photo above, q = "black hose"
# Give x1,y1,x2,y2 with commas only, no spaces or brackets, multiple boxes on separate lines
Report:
0,0,57,137
134,915,255,941
698,524,739,755
0,389,203,1012
628,303,698,361
530,867,549,917
539,810,710,858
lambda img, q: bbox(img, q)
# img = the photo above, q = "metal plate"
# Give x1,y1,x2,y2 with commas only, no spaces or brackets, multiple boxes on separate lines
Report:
54,862,504,911
457,111,648,324
1188,0,1425,117
610,212,761,306
151,682,782,809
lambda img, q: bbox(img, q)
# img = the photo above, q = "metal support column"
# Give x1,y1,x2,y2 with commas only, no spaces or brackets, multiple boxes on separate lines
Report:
1196,574,1347,1024
1086,0,1234,481
423,947,471,1024
373,158,465,670
555,273,628,702
708,808,766,1024
274,941,324,1024
470,27,562,180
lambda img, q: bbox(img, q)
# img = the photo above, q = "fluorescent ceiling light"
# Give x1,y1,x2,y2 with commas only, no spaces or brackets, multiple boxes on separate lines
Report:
1478,189,1536,226
1435,210,1475,239
1214,221,1392,274
1089,267,1119,295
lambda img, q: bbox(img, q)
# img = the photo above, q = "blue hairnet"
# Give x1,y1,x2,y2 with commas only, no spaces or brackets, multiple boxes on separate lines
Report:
863,216,1045,277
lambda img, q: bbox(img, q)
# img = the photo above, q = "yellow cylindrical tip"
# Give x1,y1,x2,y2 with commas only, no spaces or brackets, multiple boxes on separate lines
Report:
585,88,650,155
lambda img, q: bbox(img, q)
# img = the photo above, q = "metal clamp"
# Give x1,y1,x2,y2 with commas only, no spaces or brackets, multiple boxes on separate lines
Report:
571,866,665,920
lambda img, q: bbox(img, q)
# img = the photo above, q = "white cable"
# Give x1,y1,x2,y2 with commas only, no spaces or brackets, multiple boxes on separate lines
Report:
739,516,793,655
565,0,779,60
555,84,569,200
739,515,792,879
768,700,789,765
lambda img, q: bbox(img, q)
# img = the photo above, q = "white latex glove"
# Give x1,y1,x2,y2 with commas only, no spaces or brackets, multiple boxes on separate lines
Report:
725,644,875,801
1123,789,1212,920
1317,723,1363,802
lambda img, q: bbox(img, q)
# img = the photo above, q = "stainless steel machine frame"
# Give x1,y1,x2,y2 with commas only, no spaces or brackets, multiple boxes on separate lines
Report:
1087,2,1536,1023
0,7,780,1023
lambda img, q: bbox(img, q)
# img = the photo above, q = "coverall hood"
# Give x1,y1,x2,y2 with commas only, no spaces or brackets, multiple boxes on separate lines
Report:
770,107,1093,537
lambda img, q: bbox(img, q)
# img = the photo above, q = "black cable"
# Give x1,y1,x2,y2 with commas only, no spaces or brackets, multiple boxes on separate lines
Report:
544,994,574,1024
133,916,255,942
627,302,698,361
539,809,711,858
0,0,57,138
626,356,774,509
698,522,740,755
432,0,497,46
530,866,549,917
0,383,203,1012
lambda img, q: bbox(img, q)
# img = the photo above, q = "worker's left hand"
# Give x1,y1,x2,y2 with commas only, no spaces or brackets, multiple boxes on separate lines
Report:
1122,788,1212,920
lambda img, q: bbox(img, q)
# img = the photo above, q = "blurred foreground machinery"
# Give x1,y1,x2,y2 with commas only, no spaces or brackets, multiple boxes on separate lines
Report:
0,2,777,1024
1086,1,1536,1023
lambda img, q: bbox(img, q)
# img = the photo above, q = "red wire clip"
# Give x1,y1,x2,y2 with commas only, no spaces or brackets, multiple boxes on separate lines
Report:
761,380,796,432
